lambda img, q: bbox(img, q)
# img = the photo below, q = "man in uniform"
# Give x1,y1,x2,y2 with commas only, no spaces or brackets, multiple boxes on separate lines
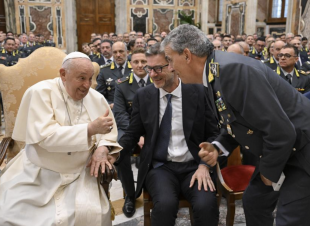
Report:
162,24,310,226
46,35,56,47
13,38,25,58
249,37,266,60
222,35,231,51
100,39,114,65
264,40,285,70
22,33,40,57
91,38,105,66
113,48,152,217
96,41,132,109
245,35,255,51
0,37,20,66
276,45,310,93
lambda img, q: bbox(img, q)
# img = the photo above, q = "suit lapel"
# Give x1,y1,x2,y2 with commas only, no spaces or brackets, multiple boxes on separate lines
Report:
182,83,197,141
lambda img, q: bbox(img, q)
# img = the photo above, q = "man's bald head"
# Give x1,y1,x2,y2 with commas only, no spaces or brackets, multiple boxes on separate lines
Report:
273,40,286,61
227,43,243,55
212,39,222,50
239,42,250,56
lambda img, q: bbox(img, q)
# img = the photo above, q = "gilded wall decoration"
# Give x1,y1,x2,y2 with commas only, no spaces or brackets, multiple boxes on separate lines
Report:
225,2,245,36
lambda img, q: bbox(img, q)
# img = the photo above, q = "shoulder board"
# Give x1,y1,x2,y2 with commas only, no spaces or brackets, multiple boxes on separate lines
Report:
298,70,310,75
116,76,130,84
100,62,112,69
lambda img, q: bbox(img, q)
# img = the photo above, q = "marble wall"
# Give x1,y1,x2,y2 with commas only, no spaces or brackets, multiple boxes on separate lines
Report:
300,0,310,38
256,0,267,23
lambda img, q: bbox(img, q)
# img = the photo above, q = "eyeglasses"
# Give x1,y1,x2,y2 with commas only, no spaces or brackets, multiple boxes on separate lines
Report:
277,53,297,58
144,64,169,73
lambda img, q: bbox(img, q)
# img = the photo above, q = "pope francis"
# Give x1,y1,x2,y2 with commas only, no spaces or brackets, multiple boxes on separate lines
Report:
0,52,122,226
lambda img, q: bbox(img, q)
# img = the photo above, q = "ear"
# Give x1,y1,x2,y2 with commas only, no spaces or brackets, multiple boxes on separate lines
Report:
59,68,66,82
183,48,192,63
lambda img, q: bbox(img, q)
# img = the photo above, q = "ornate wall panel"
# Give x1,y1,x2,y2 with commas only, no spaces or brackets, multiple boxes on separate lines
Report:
128,0,199,34
225,2,245,36
300,0,310,38
14,0,66,50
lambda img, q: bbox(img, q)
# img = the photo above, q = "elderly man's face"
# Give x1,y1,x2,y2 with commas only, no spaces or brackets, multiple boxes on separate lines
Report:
131,53,147,78
135,38,145,49
212,40,222,50
60,58,94,101
112,42,127,65
21,35,28,44
164,45,200,84
146,54,176,91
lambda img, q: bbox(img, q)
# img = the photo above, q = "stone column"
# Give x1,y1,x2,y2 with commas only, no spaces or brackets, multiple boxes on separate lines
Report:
4,0,16,33
65,0,78,53
244,0,257,35
200,0,209,33
115,0,128,33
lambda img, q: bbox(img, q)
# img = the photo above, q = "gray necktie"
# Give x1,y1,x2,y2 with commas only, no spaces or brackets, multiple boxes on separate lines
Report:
138,79,145,88
286,74,292,84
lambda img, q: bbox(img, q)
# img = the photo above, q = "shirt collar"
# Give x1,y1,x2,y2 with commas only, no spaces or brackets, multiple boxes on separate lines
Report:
104,56,113,63
115,61,127,69
159,78,182,99
134,73,149,84
281,68,294,77
203,60,208,87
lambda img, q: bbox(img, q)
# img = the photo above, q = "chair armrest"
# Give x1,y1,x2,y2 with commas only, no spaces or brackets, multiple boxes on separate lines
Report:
216,162,234,192
98,165,118,198
0,137,13,166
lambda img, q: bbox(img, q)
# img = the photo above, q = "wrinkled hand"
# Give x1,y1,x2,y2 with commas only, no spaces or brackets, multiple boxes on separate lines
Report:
87,146,112,177
260,174,273,186
189,164,216,191
108,152,119,164
138,136,144,149
198,142,218,167
88,109,113,137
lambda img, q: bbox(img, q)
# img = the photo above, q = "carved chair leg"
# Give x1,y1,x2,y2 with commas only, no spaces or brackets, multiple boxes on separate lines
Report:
226,194,236,226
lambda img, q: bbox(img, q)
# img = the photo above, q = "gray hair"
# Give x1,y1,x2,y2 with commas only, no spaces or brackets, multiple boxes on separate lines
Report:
161,24,214,57
145,42,165,58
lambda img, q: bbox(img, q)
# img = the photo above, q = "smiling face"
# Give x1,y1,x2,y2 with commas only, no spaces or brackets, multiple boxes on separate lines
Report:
146,54,178,93
60,58,94,101
131,53,147,78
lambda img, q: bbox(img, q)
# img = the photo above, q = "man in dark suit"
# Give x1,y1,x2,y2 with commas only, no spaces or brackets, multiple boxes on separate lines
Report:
96,41,132,109
113,48,152,217
117,43,220,225
276,45,310,93
162,24,310,226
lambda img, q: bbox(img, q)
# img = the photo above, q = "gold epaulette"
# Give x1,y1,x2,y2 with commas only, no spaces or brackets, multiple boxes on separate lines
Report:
100,62,112,69
298,69,310,75
116,76,130,84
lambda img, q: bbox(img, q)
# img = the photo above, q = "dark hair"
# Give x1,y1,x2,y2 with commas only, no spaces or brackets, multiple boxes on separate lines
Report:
4,37,15,44
223,35,231,39
234,38,244,43
101,39,113,47
295,34,302,37
302,37,308,41
92,38,101,44
132,48,146,57
282,44,298,56
146,38,158,45
127,39,135,51
146,42,165,58
112,34,117,37
256,37,265,43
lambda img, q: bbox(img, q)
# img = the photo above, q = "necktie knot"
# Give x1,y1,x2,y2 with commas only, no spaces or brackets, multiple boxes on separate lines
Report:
138,79,146,88
286,74,292,84
166,94,172,103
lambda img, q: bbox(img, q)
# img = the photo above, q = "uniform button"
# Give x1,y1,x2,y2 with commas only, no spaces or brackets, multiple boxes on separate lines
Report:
245,146,249,149
293,148,296,151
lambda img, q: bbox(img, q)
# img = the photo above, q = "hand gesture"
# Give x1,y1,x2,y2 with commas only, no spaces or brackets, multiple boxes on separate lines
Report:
198,142,219,167
189,164,216,191
88,109,113,137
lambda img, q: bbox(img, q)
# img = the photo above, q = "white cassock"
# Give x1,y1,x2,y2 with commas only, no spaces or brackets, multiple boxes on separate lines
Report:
0,77,122,226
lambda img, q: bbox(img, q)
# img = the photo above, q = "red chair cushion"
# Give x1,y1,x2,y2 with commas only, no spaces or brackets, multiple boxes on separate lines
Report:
221,165,255,192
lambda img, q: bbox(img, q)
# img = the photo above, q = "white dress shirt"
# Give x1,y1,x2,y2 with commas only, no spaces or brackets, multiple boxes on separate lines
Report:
134,73,149,84
158,79,194,162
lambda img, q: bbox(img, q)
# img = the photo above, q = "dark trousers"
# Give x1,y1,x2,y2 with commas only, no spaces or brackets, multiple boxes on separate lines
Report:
145,161,219,226
117,151,135,197
243,158,310,226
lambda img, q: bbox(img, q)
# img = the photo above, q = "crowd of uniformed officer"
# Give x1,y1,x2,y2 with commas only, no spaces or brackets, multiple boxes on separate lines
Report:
0,31,56,67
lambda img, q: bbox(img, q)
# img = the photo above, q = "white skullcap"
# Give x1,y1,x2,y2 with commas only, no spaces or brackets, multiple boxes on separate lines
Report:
62,51,90,64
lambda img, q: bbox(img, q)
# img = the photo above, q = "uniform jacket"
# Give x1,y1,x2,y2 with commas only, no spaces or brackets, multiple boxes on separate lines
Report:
263,56,277,70
117,83,219,198
96,61,132,104
113,73,153,138
0,49,19,66
91,53,106,66
275,65,310,93
206,51,310,204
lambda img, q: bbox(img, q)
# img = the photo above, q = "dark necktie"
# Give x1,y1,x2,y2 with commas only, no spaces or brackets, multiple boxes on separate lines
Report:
286,74,292,84
153,94,172,168
118,66,123,76
107,59,112,64
138,79,145,88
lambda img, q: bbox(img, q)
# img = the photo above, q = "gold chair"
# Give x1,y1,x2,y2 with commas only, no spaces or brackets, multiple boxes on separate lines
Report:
143,189,194,226
0,47,100,167
216,147,255,226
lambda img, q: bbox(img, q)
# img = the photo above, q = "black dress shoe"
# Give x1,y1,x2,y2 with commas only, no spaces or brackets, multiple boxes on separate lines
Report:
122,196,136,218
